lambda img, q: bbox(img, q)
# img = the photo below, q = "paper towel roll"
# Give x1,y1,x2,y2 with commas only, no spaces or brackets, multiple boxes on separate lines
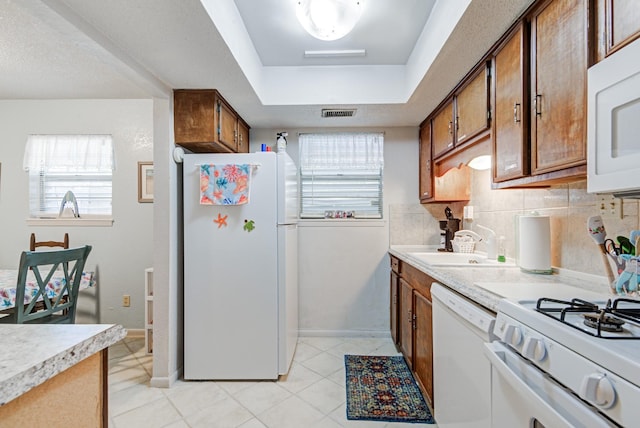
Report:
518,215,552,274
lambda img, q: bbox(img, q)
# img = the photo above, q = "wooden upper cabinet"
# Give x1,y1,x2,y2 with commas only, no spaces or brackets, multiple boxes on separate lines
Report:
419,122,433,202
455,66,490,146
595,0,640,61
237,119,250,153
419,120,471,203
431,101,454,159
217,97,238,152
431,63,490,160
174,90,217,149
530,0,587,174
493,23,529,182
174,89,250,153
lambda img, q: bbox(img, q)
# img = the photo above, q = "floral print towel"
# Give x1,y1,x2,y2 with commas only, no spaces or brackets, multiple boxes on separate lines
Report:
200,164,252,205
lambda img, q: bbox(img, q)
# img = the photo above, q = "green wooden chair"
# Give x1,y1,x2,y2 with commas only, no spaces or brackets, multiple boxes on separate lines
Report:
0,245,92,324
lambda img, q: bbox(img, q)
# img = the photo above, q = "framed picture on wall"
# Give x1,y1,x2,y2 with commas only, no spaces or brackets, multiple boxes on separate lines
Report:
138,162,154,203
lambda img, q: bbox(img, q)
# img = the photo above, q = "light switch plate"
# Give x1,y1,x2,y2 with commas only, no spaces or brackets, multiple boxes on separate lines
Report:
463,205,474,220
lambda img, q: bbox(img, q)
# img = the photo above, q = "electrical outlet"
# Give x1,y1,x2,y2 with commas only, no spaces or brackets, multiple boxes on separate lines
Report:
122,295,130,307
598,194,622,219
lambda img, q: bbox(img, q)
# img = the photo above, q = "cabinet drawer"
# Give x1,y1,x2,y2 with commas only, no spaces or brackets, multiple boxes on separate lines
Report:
402,262,433,301
390,256,400,274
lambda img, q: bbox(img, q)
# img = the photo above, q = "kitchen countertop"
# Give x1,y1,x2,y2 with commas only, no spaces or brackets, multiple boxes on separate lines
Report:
0,323,126,406
389,245,614,312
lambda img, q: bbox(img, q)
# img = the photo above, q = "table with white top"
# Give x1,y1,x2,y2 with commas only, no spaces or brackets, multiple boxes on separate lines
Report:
0,269,95,314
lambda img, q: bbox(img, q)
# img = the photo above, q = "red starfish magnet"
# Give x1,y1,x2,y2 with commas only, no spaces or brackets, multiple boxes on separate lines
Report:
213,213,228,228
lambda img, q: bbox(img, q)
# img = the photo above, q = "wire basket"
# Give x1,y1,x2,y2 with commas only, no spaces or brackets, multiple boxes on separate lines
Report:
452,239,475,253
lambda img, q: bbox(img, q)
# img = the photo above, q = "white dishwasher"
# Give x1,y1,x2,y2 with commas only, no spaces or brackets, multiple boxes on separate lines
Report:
431,283,496,428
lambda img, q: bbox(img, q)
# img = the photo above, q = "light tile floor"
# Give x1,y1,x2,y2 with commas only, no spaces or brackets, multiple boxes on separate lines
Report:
109,336,438,428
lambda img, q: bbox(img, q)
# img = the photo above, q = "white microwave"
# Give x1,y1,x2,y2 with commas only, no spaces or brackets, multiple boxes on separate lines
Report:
587,37,640,197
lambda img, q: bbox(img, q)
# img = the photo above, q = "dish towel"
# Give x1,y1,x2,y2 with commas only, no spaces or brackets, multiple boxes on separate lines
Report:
200,164,252,205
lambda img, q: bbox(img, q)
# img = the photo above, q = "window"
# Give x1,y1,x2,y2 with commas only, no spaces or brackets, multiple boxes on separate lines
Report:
299,132,383,219
23,135,115,218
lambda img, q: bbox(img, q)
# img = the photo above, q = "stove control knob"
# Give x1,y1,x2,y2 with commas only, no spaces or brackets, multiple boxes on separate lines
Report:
504,324,522,347
579,373,616,409
522,336,546,362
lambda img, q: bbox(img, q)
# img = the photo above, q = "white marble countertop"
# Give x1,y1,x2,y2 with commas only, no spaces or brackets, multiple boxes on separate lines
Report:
389,245,614,312
0,323,126,406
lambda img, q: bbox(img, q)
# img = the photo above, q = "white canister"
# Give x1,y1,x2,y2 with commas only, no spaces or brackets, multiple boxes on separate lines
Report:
518,214,552,274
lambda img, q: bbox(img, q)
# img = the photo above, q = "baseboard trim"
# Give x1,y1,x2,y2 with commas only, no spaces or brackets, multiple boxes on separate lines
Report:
150,367,182,389
299,329,391,338
125,329,145,338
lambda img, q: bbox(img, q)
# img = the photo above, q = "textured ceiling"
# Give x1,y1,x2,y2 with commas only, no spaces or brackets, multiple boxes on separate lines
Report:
0,0,535,128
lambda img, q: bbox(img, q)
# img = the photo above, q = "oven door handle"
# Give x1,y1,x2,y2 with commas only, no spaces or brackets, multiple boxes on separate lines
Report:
483,342,615,427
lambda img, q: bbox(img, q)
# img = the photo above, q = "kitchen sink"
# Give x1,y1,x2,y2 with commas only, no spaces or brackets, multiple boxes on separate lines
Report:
407,251,516,267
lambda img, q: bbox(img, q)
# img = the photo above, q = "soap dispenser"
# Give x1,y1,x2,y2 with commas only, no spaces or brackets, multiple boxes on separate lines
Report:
497,236,506,263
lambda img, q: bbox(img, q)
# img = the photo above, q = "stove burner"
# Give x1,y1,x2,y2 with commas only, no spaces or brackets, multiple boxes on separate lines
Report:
582,312,625,332
535,297,640,339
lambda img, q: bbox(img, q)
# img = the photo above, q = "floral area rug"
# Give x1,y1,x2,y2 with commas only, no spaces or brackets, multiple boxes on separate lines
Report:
344,355,435,424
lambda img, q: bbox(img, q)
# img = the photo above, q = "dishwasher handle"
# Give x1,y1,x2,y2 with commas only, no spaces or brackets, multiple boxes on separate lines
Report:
431,283,495,335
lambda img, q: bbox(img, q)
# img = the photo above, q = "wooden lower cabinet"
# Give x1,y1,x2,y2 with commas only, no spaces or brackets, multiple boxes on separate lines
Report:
390,270,399,345
399,278,414,367
389,255,434,407
413,290,434,407
0,350,108,427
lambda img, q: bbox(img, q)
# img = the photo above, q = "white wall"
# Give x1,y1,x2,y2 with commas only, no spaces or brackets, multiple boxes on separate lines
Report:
251,127,418,336
0,99,154,328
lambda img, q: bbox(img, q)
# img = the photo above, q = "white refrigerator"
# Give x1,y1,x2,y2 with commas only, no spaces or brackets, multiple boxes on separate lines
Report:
183,151,298,380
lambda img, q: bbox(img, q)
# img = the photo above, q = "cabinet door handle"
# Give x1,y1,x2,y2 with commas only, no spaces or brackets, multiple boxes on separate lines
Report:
534,94,542,116
456,116,459,131
448,121,453,135
513,102,521,123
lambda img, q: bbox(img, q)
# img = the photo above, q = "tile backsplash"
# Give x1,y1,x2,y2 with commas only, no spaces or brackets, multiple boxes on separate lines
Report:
389,169,640,279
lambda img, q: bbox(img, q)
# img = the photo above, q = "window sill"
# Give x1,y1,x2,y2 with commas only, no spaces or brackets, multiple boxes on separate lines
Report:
298,219,386,227
26,217,114,227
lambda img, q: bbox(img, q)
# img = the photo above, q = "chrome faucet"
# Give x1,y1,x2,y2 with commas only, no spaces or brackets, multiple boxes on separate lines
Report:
476,224,497,260
454,225,498,260
58,190,80,218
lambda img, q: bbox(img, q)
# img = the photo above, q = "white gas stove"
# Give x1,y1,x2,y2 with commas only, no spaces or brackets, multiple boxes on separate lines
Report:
481,282,640,427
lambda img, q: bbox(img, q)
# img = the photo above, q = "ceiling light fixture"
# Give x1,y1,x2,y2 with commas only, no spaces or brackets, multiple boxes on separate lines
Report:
304,49,366,58
296,0,364,41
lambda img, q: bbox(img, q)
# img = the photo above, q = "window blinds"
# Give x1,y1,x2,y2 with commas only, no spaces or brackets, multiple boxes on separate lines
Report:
299,132,384,219
23,135,115,217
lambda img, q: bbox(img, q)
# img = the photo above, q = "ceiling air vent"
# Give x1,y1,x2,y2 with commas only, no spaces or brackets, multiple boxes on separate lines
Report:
321,108,356,118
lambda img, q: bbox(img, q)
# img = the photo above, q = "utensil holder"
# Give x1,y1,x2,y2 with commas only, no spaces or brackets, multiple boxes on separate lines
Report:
609,254,640,296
